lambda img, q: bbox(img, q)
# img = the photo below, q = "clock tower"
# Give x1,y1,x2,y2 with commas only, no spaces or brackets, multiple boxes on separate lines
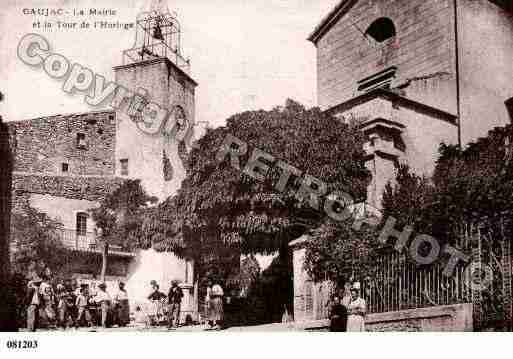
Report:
113,0,197,201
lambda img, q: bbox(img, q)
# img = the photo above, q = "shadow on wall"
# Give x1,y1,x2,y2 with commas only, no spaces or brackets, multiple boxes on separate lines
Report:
0,112,17,331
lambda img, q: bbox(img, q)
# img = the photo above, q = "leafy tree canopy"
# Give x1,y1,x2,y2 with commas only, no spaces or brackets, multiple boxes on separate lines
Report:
10,202,67,278
147,99,372,284
91,179,157,251
304,215,381,285
382,125,513,246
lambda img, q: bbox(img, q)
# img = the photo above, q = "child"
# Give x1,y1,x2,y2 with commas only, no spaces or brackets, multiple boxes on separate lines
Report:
56,284,75,329
133,306,150,329
75,286,93,328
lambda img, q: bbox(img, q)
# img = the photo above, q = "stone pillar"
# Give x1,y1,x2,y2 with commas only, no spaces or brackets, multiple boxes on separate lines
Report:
179,259,198,323
360,119,405,210
289,235,312,322
471,223,483,330
501,214,512,330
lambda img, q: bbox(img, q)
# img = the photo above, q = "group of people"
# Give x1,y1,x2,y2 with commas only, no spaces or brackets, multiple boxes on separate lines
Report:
25,274,130,331
138,279,224,330
139,279,184,329
329,282,367,332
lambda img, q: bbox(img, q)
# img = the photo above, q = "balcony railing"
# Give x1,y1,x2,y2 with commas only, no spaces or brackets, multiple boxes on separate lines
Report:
58,228,135,257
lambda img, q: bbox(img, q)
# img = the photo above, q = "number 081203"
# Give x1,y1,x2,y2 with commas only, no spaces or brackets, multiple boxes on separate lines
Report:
6,340,38,349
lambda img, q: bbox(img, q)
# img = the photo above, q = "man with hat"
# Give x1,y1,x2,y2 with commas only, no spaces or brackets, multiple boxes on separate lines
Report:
92,283,112,328
167,279,183,329
113,282,130,327
75,284,93,328
25,275,44,331
147,280,166,325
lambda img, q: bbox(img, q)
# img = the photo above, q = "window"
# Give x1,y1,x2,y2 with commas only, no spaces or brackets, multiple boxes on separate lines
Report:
76,212,88,236
120,158,129,176
357,66,397,92
61,163,69,173
76,133,86,149
365,17,396,43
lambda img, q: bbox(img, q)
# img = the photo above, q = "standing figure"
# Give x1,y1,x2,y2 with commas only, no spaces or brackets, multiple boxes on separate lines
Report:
346,282,366,332
167,280,183,329
39,275,56,328
208,282,224,330
113,282,130,327
93,283,112,328
75,286,93,328
204,282,212,324
147,281,166,325
56,284,75,329
64,279,78,323
25,276,43,331
329,295,348,332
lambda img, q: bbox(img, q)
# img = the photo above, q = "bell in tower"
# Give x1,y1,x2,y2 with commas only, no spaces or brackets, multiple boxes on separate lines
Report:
121,0,190,73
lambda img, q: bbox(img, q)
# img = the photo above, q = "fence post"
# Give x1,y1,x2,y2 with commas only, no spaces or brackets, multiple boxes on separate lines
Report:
471,222,483,330
501,214,513,330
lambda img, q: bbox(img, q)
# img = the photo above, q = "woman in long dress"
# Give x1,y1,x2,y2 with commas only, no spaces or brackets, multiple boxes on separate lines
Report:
346,285,366,332
208,283,224,329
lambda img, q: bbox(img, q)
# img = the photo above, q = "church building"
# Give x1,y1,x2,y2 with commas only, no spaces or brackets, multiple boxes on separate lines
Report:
291,0,513,325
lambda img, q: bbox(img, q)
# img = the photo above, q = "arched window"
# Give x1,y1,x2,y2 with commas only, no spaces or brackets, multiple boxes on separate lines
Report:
76,212,88,236
365,17,396,43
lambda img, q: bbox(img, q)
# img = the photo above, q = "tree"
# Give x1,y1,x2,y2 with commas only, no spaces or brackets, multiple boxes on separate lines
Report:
7,203,69,329
304,215,381,287
91,179,157,282
382,125,513,247
10,203,68,277
147,99,372,303
381,164,435,232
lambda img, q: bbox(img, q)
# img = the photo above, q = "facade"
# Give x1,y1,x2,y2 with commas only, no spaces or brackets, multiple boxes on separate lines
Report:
7,3,199,322
291,0,513,325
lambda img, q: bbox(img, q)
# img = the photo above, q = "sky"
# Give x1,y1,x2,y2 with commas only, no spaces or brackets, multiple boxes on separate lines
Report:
0,0,341,128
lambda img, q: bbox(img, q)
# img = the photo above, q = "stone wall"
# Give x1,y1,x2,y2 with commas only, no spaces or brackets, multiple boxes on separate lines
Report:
8,111,116,176
12,173,122,202
365,303,473,331
302,303,473,331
